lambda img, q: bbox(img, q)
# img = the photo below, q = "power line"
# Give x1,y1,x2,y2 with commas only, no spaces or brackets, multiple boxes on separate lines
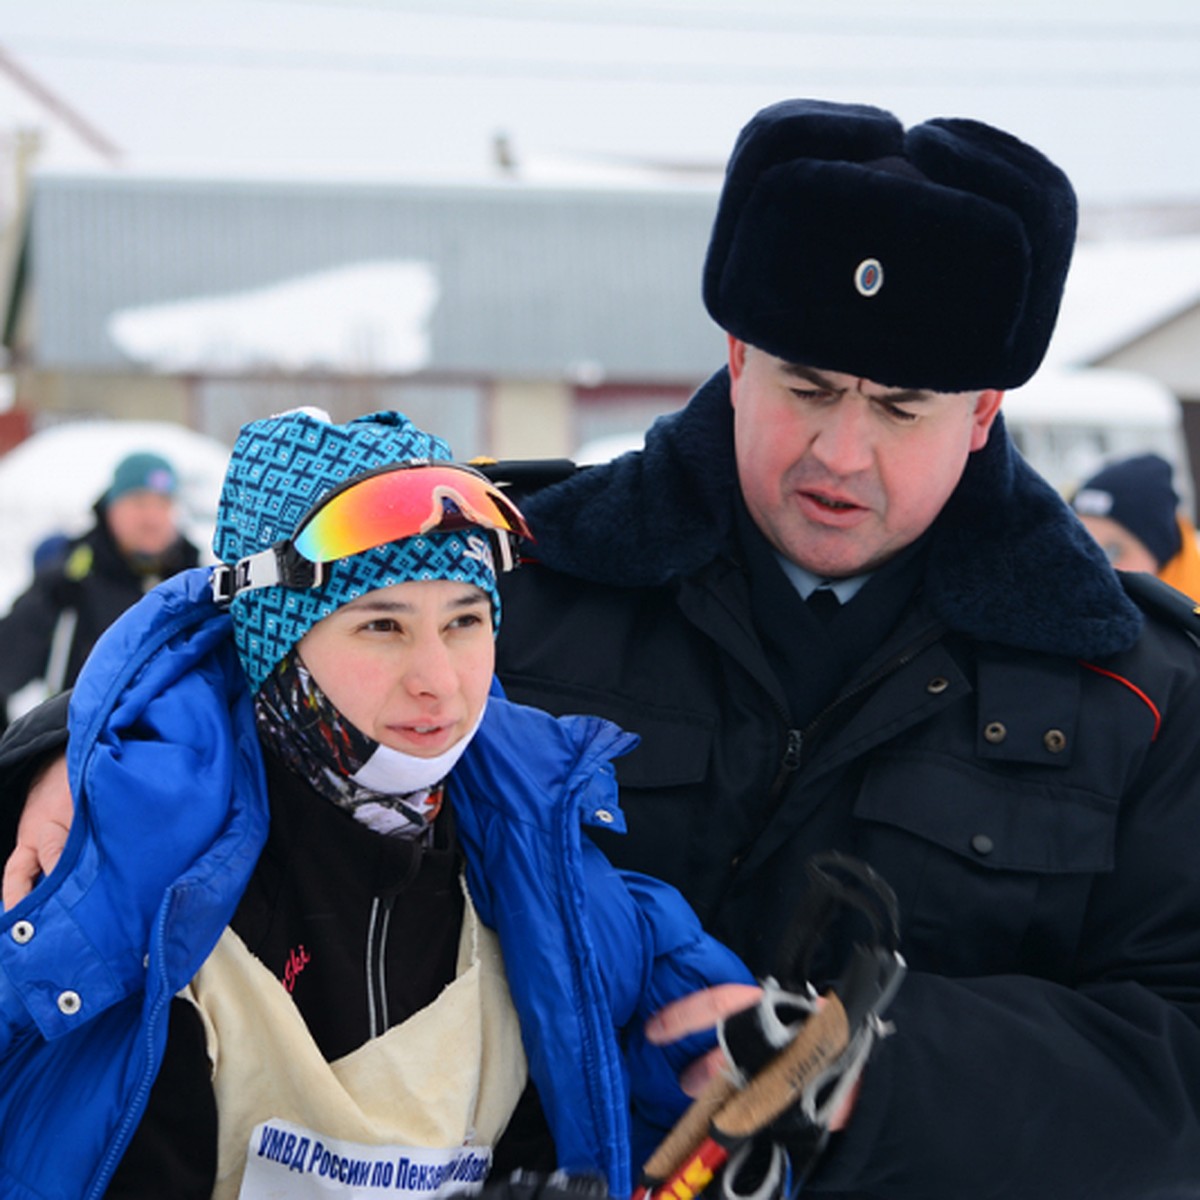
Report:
258,0,1200,42
0,44,122,161
9,36,1200,89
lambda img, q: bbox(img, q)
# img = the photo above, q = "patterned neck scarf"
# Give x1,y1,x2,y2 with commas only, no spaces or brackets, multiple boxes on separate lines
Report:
254,648,472,839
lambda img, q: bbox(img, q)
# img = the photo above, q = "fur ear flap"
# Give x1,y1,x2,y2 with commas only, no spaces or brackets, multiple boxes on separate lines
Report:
703,99,1077,392
908,118,1077,385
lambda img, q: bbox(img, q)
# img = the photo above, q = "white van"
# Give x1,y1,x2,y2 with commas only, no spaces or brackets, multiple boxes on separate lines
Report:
1000,367,1191,510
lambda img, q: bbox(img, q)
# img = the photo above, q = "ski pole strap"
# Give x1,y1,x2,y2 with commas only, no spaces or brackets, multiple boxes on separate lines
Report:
773,852,901,987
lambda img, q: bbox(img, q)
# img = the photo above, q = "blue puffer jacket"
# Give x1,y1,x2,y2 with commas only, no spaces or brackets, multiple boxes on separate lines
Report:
0,568,751,1200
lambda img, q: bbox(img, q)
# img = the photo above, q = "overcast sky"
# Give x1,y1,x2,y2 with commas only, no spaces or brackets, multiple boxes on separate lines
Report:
4,0,1200,205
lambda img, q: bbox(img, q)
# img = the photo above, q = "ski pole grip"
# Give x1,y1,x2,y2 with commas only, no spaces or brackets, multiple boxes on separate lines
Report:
641,1071,741,1187
711,994,850,1142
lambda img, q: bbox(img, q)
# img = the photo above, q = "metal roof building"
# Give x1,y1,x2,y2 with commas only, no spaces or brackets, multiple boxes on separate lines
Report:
4,173,728,457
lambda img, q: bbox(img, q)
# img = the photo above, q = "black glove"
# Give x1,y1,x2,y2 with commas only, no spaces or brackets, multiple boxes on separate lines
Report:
483,1169,610,1200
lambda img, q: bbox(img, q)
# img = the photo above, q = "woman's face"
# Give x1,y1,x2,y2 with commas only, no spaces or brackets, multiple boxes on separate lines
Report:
298,579,494,758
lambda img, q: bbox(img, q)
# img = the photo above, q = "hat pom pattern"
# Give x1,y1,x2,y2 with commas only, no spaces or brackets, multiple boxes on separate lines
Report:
214,409,500,694
214,409,452,566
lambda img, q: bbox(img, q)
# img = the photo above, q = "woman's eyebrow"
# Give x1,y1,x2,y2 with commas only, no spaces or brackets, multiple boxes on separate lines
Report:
341,588,487,615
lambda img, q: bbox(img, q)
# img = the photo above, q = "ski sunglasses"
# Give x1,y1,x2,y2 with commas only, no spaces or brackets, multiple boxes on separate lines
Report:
211,461,531,604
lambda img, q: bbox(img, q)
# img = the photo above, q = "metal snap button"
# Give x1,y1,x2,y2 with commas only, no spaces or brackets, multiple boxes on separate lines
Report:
971,834,995,856
926,677,949,695
56,990,82,1016
1043,729,1067,753
983,722,1007,744
10,920,34,945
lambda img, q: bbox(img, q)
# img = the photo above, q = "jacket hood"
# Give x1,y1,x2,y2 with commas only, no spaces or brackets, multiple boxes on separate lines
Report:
519,368,1142,659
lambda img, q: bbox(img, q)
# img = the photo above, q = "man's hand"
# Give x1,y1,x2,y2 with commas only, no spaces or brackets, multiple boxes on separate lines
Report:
2,753,72,911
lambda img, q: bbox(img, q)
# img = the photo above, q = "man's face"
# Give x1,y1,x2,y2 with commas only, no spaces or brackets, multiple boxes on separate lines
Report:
728,338,1003,578
105,491,179,558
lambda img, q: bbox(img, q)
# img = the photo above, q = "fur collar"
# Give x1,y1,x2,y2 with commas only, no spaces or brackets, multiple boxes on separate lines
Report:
520,369,1142,659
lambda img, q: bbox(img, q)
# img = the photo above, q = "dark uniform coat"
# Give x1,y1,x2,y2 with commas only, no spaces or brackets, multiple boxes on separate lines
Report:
495,369,1200,1198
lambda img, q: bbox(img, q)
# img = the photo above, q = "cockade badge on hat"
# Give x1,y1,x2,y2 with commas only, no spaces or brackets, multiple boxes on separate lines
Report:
854,258,884,297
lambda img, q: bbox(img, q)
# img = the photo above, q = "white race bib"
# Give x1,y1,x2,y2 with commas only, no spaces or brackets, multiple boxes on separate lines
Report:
238,1118,493,1199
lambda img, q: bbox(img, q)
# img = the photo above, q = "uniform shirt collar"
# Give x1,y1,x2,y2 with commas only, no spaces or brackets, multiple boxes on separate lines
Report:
775,556,871,605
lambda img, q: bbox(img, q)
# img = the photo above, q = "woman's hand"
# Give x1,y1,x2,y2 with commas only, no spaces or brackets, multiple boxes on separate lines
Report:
645,983,859,1129
645,983,763,1096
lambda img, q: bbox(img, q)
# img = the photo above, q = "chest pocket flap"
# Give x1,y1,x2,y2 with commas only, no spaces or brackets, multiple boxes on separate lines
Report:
855,750,1117,874
606,708,713,789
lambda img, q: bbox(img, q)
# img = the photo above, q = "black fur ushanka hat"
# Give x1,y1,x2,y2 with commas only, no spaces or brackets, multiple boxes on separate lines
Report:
702,98,1077,392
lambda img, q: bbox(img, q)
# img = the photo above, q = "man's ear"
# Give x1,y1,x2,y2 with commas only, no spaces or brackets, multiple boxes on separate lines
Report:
727,335,748,389
970,389,1005,452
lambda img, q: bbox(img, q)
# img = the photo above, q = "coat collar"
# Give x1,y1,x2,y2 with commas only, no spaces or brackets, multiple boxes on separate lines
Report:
520,368,1142,659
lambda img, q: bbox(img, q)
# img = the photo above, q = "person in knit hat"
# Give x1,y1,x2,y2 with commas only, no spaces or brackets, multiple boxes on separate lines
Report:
1071,452,1200,600
0,449,199,730
0,408,752,1200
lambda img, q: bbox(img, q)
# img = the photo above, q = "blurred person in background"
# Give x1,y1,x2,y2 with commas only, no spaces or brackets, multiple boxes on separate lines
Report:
30,532,71,573
0,450,199,729
1070,451,1200,601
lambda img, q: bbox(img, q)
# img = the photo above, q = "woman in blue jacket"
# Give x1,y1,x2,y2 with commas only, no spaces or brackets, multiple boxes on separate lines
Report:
0,408,752,1200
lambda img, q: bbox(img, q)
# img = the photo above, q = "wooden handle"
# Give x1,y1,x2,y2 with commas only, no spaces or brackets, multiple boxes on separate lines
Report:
641,1071,741,1185
711,995,850,1142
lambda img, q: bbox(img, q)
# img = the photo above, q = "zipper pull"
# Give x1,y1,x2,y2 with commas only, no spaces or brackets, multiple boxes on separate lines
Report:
766,727,804,807
782,728,803,771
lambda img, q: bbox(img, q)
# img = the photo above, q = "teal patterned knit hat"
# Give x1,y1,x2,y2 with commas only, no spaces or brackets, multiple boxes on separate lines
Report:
214,409,503,694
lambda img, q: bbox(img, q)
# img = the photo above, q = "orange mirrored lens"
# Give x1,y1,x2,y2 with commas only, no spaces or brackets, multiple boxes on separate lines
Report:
292,464,530,563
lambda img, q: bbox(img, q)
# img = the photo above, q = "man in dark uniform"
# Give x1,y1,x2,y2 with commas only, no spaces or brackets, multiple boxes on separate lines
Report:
493,100,1200,1195
0,450,199,728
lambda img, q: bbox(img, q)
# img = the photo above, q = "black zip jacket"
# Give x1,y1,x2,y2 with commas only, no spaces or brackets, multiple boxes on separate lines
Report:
494,369,1200,1198
0,509,199,722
